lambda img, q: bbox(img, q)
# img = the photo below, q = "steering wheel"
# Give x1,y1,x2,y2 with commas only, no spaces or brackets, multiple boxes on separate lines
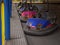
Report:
32,5,39,13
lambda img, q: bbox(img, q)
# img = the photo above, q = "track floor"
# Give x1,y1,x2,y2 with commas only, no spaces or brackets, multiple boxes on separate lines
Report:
5,4,28,45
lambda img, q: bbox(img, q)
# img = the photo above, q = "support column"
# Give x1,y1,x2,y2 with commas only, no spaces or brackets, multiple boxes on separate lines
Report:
9,0,12,17
4,0,10,40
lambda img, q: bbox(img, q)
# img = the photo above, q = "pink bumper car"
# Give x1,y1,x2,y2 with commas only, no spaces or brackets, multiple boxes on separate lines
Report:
20,11,37,23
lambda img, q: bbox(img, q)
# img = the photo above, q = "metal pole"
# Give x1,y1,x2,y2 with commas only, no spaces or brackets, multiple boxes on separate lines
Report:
30,0,32,3
47,0,49,12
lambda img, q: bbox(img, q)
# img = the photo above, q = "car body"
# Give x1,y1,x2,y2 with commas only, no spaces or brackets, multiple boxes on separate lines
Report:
21,11,37,18
26,18,51,30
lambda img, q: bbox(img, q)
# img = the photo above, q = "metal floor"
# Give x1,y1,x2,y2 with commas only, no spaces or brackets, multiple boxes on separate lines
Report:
5,4,28,45
26,29,60,45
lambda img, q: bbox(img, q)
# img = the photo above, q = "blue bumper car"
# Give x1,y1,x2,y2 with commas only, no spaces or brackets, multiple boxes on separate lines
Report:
23,18,58,35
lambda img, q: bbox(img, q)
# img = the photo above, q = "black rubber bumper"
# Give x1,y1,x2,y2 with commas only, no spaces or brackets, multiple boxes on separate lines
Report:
22,23,58,36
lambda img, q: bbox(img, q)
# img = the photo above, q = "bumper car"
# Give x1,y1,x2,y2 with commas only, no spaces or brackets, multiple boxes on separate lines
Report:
17,2,38,15
17,2,39,23
23,18,58,35
17,2,27,17
20,11,37,23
